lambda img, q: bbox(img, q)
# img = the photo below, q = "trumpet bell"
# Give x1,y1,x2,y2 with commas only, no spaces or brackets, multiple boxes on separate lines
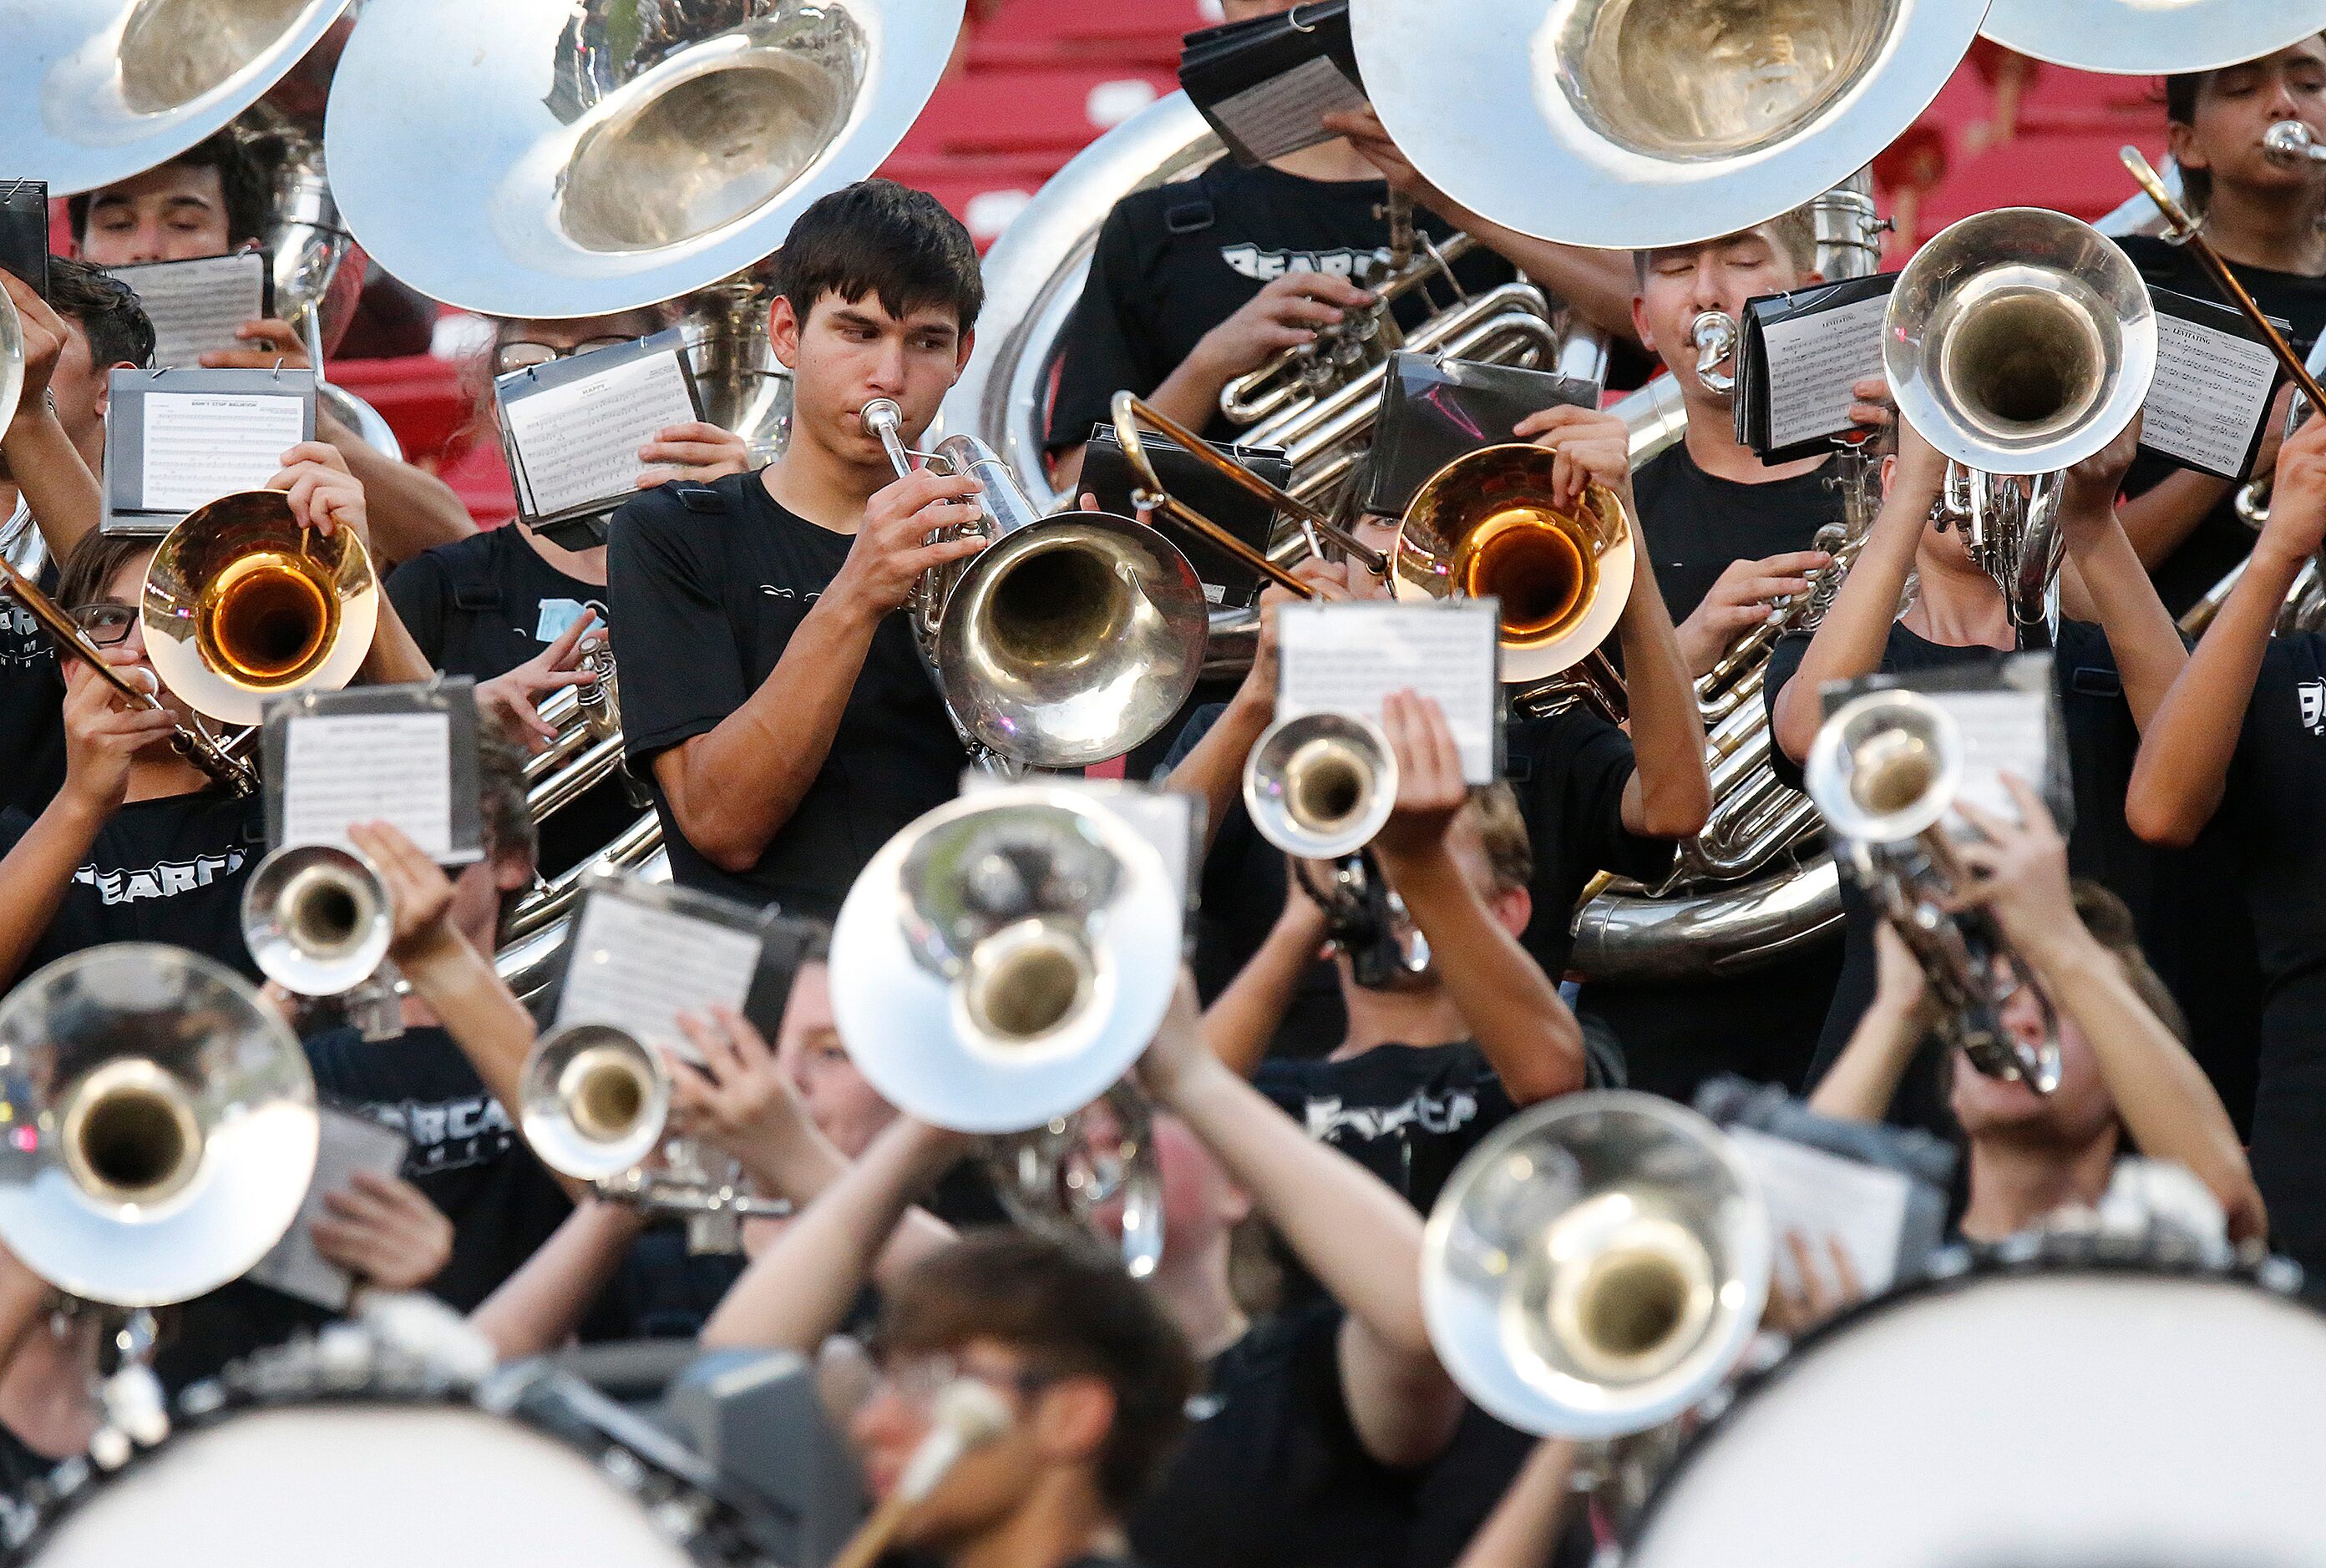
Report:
1348,0,1986,249
1980,0,2326,75
0,943,318,1307
240,842,393,997
1422,1091,1771,1440
140,488,378,726
0,0,352,194
519,1023,671,1182
1392,445,1634,686
1885,208,2156,477
830,786,1180,1136
935,512,1209,769
323,0,963,318
1243,711,1400,860
1803,690,1964,847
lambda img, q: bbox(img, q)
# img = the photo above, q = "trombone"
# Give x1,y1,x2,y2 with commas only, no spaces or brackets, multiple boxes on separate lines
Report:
1803,690,2064,1094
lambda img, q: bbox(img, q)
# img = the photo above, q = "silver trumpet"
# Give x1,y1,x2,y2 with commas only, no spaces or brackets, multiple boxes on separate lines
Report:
831,786,1181,1269
1804,690,2064,1093
1688,310,1741,397
1242,711,1399,862
859,398,1209,770
1884,206,2156,632
0,944,319,1308
241,842,403,1041
1422,1092,1771,1441
2268,119,2326,167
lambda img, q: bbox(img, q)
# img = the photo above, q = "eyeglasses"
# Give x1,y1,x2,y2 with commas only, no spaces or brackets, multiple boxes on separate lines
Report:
495,337,636,375
871,1350,1053,1414
68,602,136,646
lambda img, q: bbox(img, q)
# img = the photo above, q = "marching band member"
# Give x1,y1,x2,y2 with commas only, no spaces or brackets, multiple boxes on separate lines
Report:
608,180,987,920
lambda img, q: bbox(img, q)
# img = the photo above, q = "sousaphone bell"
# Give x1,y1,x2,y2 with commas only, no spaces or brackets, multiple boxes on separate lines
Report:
0,943,319,1307
1422,1091,1771,1440
140,488,378,726
829,786,1181,1136
1979,0,2326,75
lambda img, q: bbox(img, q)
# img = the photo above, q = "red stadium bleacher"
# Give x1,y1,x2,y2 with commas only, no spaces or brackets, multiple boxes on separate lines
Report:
964,0,1211,70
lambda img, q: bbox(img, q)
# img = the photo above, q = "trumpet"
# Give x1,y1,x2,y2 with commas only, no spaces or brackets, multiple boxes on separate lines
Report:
1688,310,1740,397
140,489,380,727
1242,711,1399,861
1804,690,2063,1093
1422,1092,1771,1441
860,398,1209,770
240,842,405,1040
2268,119,2326,167
0,944,319,1308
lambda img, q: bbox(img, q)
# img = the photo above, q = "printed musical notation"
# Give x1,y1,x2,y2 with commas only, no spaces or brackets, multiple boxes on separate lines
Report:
1761,291,1890,452
138,391,307,514
1278,599,1502,783
2144,312,2281,480
114,252,268,370
501,350,697,521
555,893,765,1064
281,711,456,859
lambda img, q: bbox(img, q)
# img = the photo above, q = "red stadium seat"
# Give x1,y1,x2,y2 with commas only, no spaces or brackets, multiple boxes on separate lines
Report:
966,0,1209,70
905,63,1180,158
1914,129,2172,237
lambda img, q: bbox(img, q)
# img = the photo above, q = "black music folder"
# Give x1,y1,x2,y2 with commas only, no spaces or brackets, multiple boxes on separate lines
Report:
0,180,48,301
1077,424,1288,609
1356,352,1603,519
1734,273,1898,462
1178,0,1368,166
2140,286,2288,483
494,327,705,549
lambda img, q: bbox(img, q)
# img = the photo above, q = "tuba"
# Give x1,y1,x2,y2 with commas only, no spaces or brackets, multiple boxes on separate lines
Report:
861,400,1210,770
139,488,380,726
0,944,319,1308
1979,0,2326,75
1884,207,2156,631
1804,690,2064,1093
1421,1091,1771,1440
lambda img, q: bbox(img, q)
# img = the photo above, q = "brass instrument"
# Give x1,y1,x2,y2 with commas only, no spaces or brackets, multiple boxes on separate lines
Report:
1804,690,2064,1092
1883,206,2156,631
240,842,404,1039
518,1023,671,1184
1980,0,2326,75
1347,0,1988,250
674,266,794,463
860,398,1210,770
1688,311,1740,397
984,1083,1166,1280
1421,1092,1771,1439
2268,119,2326,168
139,489,379,727
1243,710,1399,861
0,944,319,1308
322,0,964,319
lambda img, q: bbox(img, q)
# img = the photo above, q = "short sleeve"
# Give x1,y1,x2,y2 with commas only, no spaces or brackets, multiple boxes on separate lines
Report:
1762,630,1813,792
0,806,33,857
1046,199,1166,455
606,492,752,766
1535,710,1675,887
385,552,452,667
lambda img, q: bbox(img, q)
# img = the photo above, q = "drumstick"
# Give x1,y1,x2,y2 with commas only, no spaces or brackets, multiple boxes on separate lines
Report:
827,1378,1012,1568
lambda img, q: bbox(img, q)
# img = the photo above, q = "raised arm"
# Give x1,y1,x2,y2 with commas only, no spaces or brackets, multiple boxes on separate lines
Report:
1371,692,1585,1105
1452,1438,1581,1568
1138,971,1463,1469
2127,415,2326,847
1203,878,1330,1078
1,275,101,559
1805,923,1933,1125
2053,418,2184,726
472,1199,649,1363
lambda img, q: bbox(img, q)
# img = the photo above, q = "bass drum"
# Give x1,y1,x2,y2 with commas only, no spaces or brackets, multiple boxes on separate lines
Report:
1625,1252,2326,1566
16,1333,769,1566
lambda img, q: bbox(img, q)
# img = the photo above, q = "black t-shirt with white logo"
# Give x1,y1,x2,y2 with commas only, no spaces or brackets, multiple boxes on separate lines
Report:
1256,1041,1513,1217
387,524,640,878
2115,233,2326,619
1132,1302,1422,1568
0,787,264,980
0,536,67,819
1577,440,1848,1101
1046,163,1520,453
607,472,967,919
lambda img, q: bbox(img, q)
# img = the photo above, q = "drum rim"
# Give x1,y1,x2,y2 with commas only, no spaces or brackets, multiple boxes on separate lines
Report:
1621,1242,2316,1552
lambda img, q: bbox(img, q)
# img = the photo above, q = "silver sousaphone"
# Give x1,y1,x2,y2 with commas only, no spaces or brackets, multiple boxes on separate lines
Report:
324,0,965,318
1980,0,2326,75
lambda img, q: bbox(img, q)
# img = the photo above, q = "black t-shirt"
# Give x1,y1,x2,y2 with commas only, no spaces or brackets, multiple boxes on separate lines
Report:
2115,233,2326,619
1256,1042,1514,1217
606,472,967,919
1158,703,1667,1057
1131,1302,1422,1568
0,522,65,819
1578,441,1850,1100
1046,164,1521,452
387,524,640,878
0,787,264,980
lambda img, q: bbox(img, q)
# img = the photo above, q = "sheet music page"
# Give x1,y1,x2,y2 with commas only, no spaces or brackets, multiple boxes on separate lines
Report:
244,1107,408,1311
281,711,454,858
114,254,268,370
1729,1127,1913,1296
1209,56,1370,164
2143,311,2280,478
1929,686,2049,824
1762,292,1890,451
138,391,307,513
1277,601,1501,783
501,350,697,519
555,895,764,1062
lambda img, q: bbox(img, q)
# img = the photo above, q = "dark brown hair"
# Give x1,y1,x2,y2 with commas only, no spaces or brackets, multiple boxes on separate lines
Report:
877,1229,1196,1513
772,179,984,333
2162,37,2326,217
49,256,155,372
68,129,272,250
2070,878,2188,1046
53,529,155,616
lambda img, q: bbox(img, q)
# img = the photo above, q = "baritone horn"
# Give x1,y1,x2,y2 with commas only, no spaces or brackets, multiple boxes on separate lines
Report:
139,489,379,727
0,944,319,1308
518,1022,671,1183
1243,710,1399,860
1422,1093,1771,1440
1805,689,2064,1093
